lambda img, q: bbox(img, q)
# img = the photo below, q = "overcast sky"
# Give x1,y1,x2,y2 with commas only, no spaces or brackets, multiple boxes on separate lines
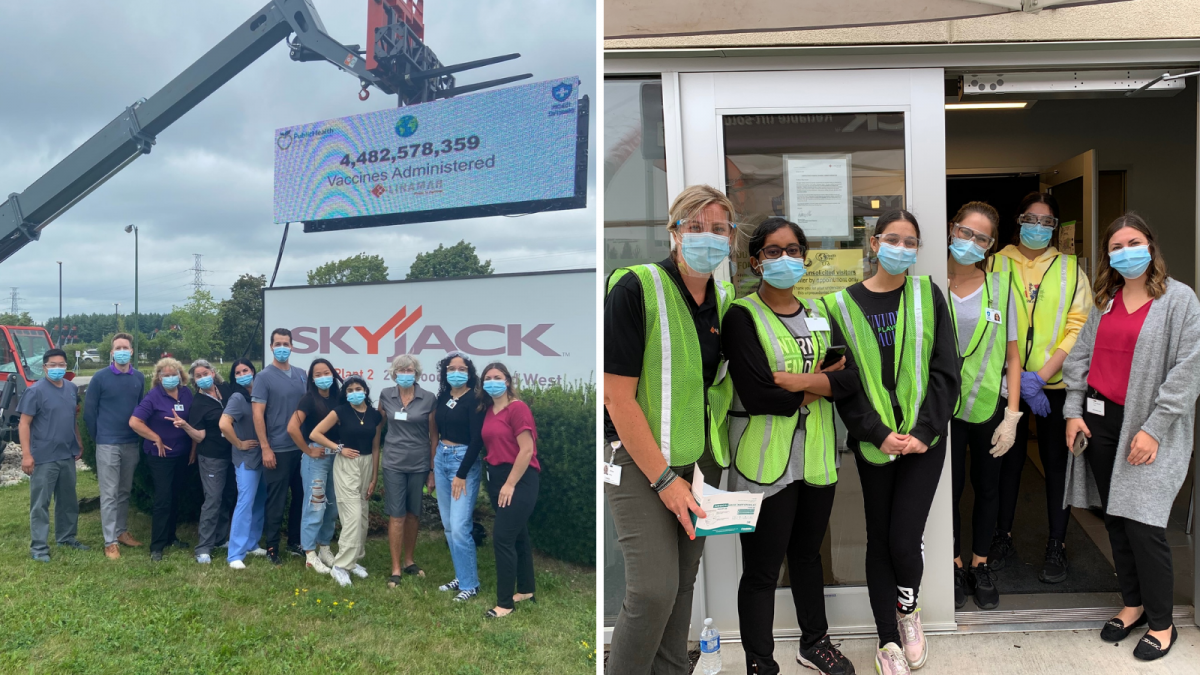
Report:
0,0,596,322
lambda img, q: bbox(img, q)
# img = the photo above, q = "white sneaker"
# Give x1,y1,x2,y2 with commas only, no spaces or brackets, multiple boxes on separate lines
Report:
453,587,478,602
228,560,246,570
249,547,268,557
318,545,335,567
876,642,911,675
330,566,352,587
350,564,369,579
306,551,330,575
439,578,460,592
196,553,211,564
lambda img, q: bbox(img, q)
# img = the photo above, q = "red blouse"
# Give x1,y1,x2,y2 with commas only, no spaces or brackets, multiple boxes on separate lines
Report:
481,400,541,471
1087,288,1152,405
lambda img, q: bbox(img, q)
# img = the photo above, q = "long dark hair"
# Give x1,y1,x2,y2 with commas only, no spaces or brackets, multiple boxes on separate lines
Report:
341,375,373,408
305,358,342,417
228,358,256,401
436,351,478,400
476,361,521,411
1094,212,1169,309
949,201,1000,270
876,209,921,238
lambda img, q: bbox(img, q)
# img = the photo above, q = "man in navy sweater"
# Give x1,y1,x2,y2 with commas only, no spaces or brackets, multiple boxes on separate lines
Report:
82,333,146,560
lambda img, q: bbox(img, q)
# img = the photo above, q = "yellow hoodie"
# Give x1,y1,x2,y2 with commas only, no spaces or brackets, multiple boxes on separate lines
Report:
991,245,1093,388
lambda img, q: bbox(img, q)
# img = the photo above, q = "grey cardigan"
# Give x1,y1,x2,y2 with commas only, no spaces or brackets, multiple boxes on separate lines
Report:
1062,277,1200,528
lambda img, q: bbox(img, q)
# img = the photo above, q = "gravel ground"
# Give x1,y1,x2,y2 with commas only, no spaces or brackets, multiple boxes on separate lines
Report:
1,442,88,487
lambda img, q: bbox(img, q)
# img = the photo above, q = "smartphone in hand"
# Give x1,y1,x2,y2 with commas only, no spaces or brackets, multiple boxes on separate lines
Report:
820,345,847,370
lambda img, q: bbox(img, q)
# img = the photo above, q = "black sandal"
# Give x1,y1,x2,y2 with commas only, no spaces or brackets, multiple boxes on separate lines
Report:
485,608,513,619
387,574,402,588
403,564,425,578
514,593,536,605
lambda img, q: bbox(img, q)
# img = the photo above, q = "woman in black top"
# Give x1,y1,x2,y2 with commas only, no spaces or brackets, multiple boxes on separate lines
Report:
309,375,382,588
286,358,343,575
432,351,486,601
175,359,232,565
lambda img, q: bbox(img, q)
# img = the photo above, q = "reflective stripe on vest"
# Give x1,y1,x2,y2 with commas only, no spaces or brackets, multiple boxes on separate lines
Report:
606,264,734,468
824,276,937,465
989,254,1078,384
726,294,837,486
951,271,1012,423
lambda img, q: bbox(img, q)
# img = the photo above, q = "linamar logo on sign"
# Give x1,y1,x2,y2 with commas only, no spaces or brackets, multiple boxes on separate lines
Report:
395,115,419,138
551,81,573,102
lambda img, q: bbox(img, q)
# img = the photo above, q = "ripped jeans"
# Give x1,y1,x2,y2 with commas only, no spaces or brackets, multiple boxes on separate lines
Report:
299,450,339,552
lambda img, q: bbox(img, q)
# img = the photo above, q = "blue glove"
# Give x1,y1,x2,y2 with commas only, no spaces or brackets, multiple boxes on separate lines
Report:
1027,389,1051,417
1020,371,1051,417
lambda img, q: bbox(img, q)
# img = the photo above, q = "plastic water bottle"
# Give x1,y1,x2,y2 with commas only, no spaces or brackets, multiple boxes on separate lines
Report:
699,617,721,675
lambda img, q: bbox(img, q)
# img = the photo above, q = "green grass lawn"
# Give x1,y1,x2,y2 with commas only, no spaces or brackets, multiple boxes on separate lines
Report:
0,470,597,674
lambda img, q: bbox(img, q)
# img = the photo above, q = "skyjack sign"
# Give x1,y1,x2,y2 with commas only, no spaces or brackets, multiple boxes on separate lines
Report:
263,271,595,388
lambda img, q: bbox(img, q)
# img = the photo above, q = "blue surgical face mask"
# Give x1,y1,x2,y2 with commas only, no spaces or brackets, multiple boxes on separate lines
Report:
482,379,508,398
195,375,214,390
1019,223,1055,250
346,391,366,406
679,232,730,274
272,346,291,363
759,255,807,289
446,371,469,388
46,367,66,382
1108,245,1152,279
949,237,987,266
161,375,180,390
876,243,918,275
112,349,132,365
236,374,254,387
395,374,415,388
314,375,334,390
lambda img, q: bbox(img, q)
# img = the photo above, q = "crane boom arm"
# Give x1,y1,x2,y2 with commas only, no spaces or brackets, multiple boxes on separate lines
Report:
0,0,380,263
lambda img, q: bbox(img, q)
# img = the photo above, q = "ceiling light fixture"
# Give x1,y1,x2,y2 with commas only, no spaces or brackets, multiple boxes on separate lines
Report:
945,101,1031,111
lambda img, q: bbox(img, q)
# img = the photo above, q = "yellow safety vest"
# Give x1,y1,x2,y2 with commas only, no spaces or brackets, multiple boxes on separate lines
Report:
950,271,1015,423
988,255,1079,385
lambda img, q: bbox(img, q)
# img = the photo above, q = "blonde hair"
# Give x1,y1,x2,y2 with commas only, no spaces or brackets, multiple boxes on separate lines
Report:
666,185,739,256
387,353,422,380
153,357,187,388
1094,212,1169,309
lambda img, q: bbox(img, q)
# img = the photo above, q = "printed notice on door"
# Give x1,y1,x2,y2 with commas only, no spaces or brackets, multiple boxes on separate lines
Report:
783,153,853,241
792,249,863,299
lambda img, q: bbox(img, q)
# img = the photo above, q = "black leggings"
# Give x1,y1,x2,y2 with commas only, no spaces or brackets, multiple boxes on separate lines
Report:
997,388,1069,541
738,480,836,663
951,409,1005,559
856,439,946,647
1084,391,1174,631
487,462,539,610
146,453,188,553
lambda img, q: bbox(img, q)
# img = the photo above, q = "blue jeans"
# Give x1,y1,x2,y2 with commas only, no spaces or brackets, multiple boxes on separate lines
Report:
300,450,339,551
227,462,267,562
434,441,481,591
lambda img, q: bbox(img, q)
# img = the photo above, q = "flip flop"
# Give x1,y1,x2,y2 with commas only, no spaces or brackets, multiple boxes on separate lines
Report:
402,564,425,578
387,574,402,588
514,593,536,604
485,608,512,619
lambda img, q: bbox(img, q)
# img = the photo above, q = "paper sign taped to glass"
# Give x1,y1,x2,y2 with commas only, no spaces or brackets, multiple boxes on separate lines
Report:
793,249,864,299
688,465,763,536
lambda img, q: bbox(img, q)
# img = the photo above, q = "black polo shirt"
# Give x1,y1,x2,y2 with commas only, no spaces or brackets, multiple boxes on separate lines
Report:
190,384,233,460
603,257,723,443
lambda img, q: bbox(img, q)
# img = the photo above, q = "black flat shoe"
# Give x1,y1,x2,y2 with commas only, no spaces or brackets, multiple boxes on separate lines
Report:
1100,612,1147,642
1133,625,1177,661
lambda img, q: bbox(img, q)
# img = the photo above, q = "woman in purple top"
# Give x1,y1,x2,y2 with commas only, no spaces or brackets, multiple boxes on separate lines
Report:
129,357,194,561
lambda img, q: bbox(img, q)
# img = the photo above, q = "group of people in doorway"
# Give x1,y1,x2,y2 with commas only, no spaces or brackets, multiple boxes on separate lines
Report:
604,185,1200,674
18,329,542,618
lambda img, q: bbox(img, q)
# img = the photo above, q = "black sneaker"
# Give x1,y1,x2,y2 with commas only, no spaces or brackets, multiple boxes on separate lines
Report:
150,550,163,562
286,542,304,557
266,547,283,566
987,532,1016,571
797,635,855,675
954,565,968,609
1133,625,1177,661
169,538,190,549
970,562,1000,609
1038,538,1069,584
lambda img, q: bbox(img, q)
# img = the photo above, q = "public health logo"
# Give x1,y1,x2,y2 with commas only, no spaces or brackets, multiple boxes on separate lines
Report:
395,115,419,138
276,129,293,150
552,82,573,102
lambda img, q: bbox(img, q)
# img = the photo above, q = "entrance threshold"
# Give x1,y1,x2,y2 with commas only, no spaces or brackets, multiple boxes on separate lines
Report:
954,591,1194,634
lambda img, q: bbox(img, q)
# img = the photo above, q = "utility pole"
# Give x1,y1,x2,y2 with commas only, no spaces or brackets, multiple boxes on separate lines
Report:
192,253,206,294
125,225,138,362
114,303,120,332
7,287,18,314
56,262,62,347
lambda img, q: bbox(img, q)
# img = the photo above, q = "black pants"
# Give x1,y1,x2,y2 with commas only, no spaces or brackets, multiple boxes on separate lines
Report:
856,438,946,647
951,409,1006,559
997,388,1069,541
738,480,836,665
264,450,302,551
146,453,188,553
288,454,303,545
1084,391,1174,631
486,462,539,610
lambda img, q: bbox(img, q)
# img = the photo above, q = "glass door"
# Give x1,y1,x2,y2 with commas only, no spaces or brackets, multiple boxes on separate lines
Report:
675,68,952,638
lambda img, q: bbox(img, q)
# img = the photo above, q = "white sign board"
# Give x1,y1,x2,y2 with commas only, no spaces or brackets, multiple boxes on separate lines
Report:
263,270,595,390
783,153,854,241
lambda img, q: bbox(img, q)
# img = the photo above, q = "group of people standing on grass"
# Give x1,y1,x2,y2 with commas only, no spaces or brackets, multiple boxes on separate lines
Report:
17,328,543,618
604,185,1200,674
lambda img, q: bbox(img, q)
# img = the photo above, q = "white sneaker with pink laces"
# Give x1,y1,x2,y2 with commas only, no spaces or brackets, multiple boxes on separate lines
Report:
897,608,928,669
875,642,910,675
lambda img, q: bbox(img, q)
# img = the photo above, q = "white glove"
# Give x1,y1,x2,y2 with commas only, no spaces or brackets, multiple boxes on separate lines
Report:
989,408,1023,457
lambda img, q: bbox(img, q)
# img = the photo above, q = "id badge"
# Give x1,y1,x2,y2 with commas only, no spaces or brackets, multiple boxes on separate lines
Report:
446,399,457,409
602,463,622,486
1086,397,1104,416
805,317,831,332
173,403,185,412
394,411,408,421
984,308,1003,325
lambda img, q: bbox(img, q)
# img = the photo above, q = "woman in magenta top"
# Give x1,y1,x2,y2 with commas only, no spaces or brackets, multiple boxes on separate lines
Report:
478,361,540,618
1063,213,1200,662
